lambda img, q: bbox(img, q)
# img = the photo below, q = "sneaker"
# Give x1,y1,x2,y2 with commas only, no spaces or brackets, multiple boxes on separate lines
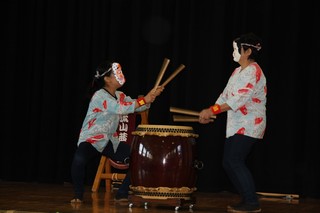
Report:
228,203,261,212
114,193,128,202
227,201,244,210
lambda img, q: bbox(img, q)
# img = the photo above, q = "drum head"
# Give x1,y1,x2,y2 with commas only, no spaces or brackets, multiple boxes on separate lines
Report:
132,124,199,138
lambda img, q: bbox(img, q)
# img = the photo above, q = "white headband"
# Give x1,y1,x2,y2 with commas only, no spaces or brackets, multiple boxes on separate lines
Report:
241,43,262,51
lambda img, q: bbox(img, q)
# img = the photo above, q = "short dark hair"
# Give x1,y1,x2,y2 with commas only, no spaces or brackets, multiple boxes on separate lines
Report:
234,32,262,61
89,60,115,97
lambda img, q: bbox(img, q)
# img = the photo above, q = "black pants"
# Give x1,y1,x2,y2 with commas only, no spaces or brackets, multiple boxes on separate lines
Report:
71,142,130,200
222,134,259,205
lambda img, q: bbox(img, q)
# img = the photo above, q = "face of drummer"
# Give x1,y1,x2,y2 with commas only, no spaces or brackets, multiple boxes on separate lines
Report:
111,62,126,86
232,41,241,62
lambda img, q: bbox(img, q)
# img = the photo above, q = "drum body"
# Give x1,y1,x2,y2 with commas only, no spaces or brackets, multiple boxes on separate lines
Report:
129,124,199,200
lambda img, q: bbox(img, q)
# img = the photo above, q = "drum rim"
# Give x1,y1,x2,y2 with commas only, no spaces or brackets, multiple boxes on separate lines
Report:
132,124,199,138
136,124,194,130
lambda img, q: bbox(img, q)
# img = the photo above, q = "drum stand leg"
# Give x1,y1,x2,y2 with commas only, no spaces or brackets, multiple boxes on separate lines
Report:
128,194,196,211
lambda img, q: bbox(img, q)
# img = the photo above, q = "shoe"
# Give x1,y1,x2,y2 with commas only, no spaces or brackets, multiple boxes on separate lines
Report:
114,193,128,202
227,201,244,210
70,198,83,203
228,203,261,212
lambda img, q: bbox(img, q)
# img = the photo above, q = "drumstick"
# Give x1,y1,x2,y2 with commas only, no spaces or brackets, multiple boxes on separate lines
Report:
170,106,217,119
173,115,214,122
256,192,299,199
154,58,170,89
160,64,185,87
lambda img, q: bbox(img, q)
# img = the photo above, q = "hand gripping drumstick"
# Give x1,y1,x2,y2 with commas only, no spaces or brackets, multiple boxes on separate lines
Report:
154,58,170,89
160,64,186,87
170,106,217,119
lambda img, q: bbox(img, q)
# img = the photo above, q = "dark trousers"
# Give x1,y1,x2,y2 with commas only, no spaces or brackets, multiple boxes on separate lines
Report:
71,142,131,199
222,134,259,205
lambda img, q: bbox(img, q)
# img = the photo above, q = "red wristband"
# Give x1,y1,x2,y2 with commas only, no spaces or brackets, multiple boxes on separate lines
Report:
137,97,146,106
210,104,221,114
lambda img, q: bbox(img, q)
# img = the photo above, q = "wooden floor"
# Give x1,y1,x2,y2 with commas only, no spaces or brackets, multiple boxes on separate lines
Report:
0,181,319,213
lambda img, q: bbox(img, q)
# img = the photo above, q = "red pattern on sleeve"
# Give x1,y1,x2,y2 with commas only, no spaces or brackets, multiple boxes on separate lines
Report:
238,88,249,94
237,127,245,135
86,134,104,143
88,118,96,129
255,117,263,125
103,100,107,109
93,108,102,113
252,98,261,103
246,83,253,89
119,93,134,106
239,83,253,94
239,105,248,115
251,63,262,83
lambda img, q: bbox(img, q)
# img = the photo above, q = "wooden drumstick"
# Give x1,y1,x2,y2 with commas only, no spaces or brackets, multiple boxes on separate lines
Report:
154,58,170,89
170,106,216,119
173,115,214,122
160,64,185,87
256,192,299,199
170,106,200,117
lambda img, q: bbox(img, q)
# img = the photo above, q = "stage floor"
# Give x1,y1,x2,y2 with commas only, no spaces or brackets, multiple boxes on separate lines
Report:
0,181,319,213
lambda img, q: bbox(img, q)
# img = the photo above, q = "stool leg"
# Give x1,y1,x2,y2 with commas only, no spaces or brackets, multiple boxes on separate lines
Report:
91,156,106,192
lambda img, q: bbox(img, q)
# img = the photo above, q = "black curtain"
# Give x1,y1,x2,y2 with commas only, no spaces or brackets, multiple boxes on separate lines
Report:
3,0,320,198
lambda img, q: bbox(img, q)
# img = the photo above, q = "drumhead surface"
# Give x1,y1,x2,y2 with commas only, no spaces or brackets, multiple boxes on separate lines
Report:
132,124,199,137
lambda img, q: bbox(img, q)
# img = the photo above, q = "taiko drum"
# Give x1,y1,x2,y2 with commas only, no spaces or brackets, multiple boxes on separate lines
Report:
129,124,200,200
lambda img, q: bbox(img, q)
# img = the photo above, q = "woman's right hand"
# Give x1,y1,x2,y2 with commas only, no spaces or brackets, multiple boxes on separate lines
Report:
144,86,165,104
199,108,214,124
153,85,165,96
